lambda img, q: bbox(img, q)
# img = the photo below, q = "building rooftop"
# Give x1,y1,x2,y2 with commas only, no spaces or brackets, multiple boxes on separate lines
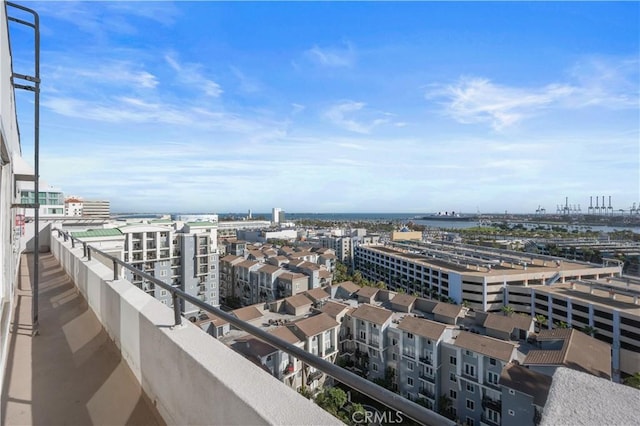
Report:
500,363,552,407
319,301,350,319
453,331,516,362
290,313,339,339
257,264,281,274
335,280,361,294
268,326,302,345
285,293,313,308
71,228,123,238
305,287,330,301
391,293,417,308
351,304,393,325
231,306,263,322
524,329,612,379
432,302,463,319
398,316,447,340
356,286,380,299
483,312,532,333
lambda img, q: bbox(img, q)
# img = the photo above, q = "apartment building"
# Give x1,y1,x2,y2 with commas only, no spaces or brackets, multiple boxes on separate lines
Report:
440,332,519,426
219,254,244,304
396,316,449,410
177,221,220,312
355,242,621,312
221,299,340,393
505,276,640,380
328,285,621,425
71,220,220,318
219,243,335,307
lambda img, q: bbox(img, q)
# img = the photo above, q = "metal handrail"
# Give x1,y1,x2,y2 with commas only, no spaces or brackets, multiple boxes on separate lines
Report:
54,228,454,426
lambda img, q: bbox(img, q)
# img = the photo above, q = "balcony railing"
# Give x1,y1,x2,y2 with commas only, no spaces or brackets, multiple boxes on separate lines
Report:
55,229,454,426
481,414,500,426
482,396,502,412
419,356,432,365
418,388,435,400
419,374,436,384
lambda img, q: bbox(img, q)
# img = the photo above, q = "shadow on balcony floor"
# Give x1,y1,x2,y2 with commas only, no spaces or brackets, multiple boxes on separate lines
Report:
1,253,164,426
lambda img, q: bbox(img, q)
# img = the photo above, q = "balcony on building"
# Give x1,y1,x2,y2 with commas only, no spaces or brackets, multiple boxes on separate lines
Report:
1,229,341,425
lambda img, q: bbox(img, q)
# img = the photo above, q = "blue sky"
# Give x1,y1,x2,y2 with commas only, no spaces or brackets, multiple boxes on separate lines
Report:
9,1,640,214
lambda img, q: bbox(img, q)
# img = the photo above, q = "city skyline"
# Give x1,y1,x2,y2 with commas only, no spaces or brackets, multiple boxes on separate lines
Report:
10,1,639,213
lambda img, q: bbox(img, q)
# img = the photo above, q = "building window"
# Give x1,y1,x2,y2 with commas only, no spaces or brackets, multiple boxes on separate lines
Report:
450,356,457,365
392,338,397,346
160,290,168,297
450,389,457,399
372,363,378,372
487,409,499,423
465,418,475,426
466,383,474,393
160,270,167,277
407,332,414,339
488,371,499,385
489,357,496,366
407,377,414,387
408,361,414,371
466,399,475,410
360,331,366,340
450,373,457,382
392,353,397,361
464,363,476,377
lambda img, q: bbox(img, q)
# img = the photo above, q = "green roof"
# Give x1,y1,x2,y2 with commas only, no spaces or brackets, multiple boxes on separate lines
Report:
72,229,123,238
186,221,216,227
150,219,173,224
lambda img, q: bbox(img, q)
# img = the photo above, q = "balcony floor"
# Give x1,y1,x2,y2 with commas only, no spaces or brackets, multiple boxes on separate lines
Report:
1,253,164,426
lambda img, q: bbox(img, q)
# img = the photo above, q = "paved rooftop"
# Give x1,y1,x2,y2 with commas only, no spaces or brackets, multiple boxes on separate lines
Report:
1,253,163,426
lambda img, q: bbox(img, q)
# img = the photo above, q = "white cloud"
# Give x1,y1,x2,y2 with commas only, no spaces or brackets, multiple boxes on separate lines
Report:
324,101,394,134
305,42,356,67
164,54,223,97
429,57,639,131
429,77,575,130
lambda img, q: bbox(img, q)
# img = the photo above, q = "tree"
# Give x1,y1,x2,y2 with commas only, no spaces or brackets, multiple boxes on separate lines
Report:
580,325,597,337
554,321,569,329
623,372,640,389
501,305,515,316
535,314,548,332
315,387,348,416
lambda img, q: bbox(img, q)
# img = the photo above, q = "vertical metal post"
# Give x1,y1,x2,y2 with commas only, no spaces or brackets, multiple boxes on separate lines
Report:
113,260,119,281
172,291,181,326
83,242,87,257
8,3,42,335
87,246,91,261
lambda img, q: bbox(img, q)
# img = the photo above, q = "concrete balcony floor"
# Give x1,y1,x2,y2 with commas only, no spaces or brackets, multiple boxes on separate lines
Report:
1,253,164,425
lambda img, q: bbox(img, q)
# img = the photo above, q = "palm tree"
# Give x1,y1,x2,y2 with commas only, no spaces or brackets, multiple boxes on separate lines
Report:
535,314,548,332
501,305,515,316
580,325,597,337
554,321,569,329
